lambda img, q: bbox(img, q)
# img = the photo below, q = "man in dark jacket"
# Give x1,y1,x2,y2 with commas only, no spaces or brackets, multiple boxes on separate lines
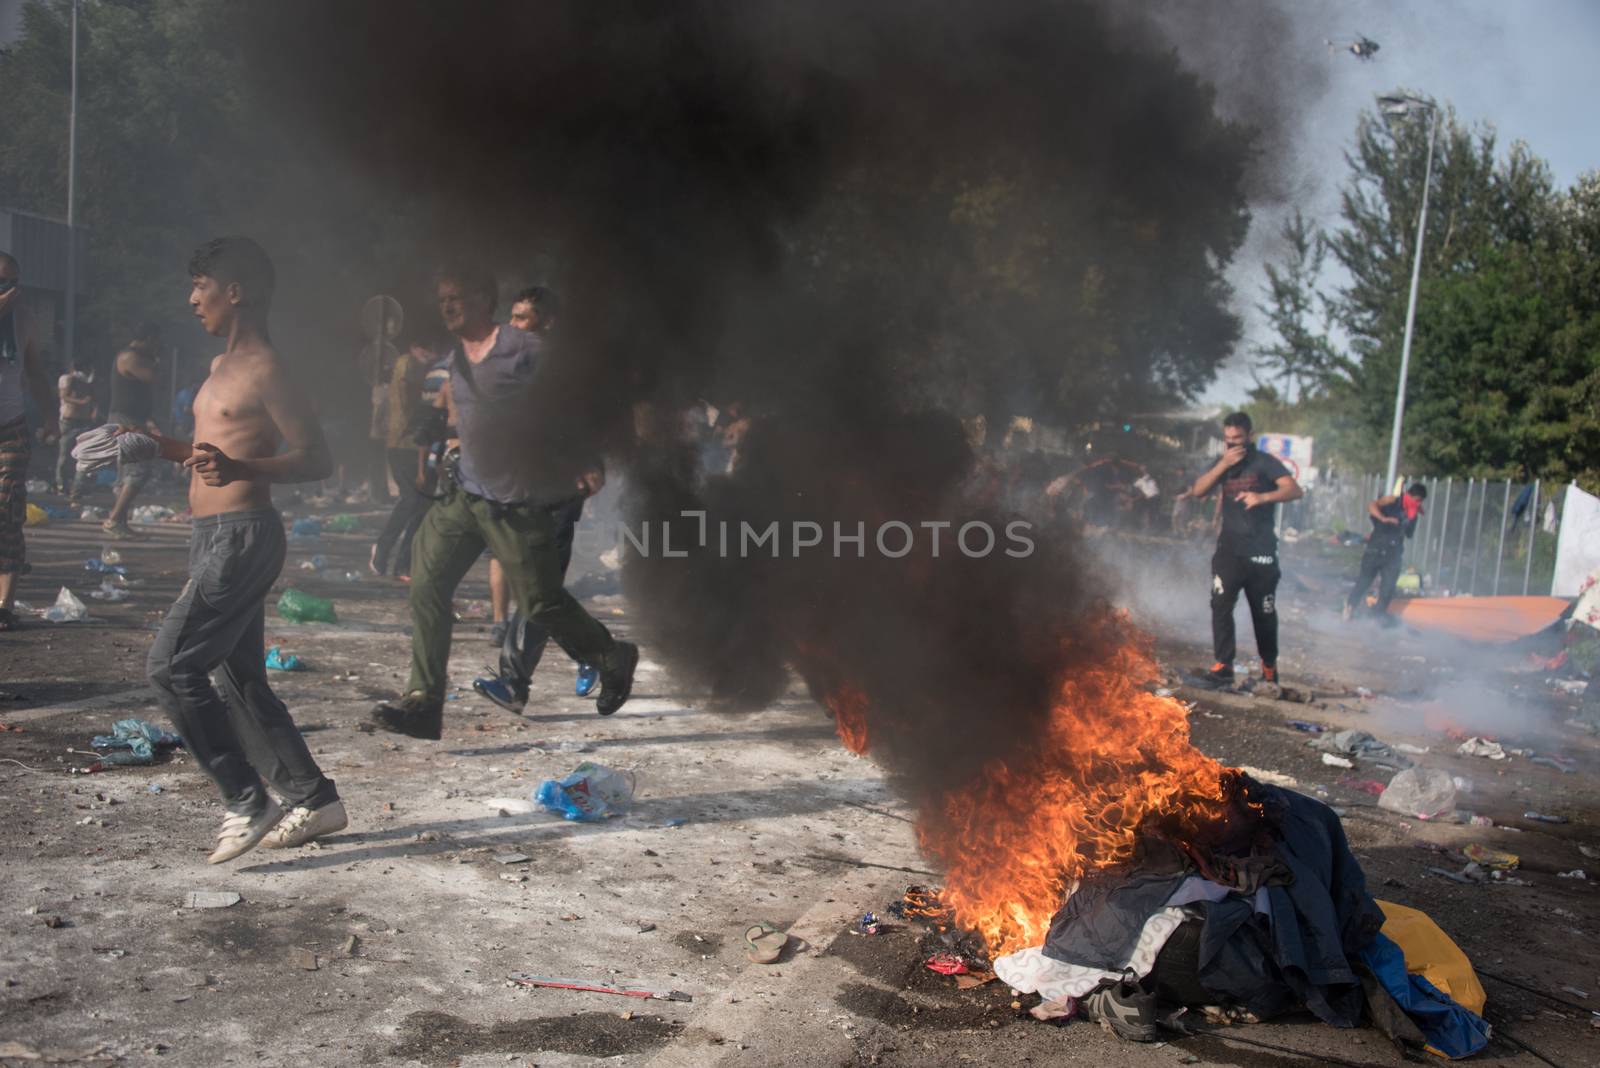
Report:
1344,483,1427,621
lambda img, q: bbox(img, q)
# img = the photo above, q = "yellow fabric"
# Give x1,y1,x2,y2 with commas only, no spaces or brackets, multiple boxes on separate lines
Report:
1377,899,1486,1015
385,352,422,448
24,502,48,527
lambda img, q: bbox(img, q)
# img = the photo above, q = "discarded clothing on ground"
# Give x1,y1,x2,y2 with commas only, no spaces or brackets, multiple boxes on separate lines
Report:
90,718,184,766
994,777,1489,1057
71,424,160,474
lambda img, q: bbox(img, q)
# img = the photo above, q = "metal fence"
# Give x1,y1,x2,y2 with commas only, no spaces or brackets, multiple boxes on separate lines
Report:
1283,474,1568,597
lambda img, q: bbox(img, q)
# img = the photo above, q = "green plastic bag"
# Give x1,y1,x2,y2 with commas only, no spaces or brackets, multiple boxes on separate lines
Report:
323,513,360,534
276,588,337,624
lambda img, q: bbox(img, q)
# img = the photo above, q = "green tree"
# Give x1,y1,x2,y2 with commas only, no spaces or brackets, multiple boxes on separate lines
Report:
1252,209,1343,400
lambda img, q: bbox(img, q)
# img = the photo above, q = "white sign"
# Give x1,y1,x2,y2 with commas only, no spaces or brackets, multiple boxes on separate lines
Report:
1255,433,1314,482
1553,483,1600,598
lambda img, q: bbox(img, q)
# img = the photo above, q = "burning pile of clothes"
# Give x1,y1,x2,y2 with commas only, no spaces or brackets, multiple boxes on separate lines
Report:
915,774,1492,1058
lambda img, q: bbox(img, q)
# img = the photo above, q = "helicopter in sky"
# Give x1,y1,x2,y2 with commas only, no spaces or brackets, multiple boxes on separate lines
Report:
1327,35,1381,61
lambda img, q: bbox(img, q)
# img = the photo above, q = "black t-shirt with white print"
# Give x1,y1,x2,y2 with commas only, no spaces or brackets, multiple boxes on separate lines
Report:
1216,446,1291,558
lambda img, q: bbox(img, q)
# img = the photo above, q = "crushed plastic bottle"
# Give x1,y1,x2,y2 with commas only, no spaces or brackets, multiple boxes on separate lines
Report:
534,762,636,822
1377,767,1456,820
275,588,337,624
42,587,89,623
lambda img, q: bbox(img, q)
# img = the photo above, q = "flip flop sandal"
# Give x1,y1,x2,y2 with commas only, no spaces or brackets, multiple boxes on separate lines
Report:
744,921,788,964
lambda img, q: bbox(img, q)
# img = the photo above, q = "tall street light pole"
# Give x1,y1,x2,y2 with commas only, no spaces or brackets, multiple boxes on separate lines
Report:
64,0,79,372
1378,93,1438,493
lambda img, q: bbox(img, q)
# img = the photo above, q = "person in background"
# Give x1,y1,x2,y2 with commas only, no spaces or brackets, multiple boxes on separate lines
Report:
1187,412,1303,691
369,337,435,578
1344,483,1427,622
56,356,98,499
371,266,635,739
103,330,164,539
0,251,61,631
172,367,203,441
475,285,603,705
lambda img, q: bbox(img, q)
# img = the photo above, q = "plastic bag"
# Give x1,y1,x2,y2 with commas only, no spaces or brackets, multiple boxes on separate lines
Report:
290,518,322,539
42,587,89,623
265,646,303,671
1378,767,1456,820
534,762,636,822
276,588,337,624
24,503,49,527
323,514,360,533
89,579,128,602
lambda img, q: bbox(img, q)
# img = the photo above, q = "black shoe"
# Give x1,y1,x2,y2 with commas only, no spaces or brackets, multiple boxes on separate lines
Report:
1187,663,1235,690
370,691,444,740
596,641,639,716
1081,976,1160,1042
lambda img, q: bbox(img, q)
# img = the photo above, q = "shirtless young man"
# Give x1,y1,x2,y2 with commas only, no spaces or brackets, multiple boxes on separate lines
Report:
142,236,344,863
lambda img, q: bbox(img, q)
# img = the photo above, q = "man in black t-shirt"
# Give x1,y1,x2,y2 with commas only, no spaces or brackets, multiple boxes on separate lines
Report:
1188,412,1303,689
1344,483,1427,621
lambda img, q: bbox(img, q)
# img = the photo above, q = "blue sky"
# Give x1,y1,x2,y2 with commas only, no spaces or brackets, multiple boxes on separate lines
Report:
1190,0,1600,402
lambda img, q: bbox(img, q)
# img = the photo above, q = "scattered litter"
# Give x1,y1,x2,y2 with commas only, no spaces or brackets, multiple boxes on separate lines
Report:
1580,845,1600,861
1314,729,1396,759
1394,743,1431,755
79,506,105,521
1550,679,1589,696
534,762,636,822
661,817,689,828
1452,776,1474,793
954,970,998,990
289,518,322,539
1457,737,1507,760
527,739,593,754
265,646,303,671
501,873,527,884
1560,986,1589,999
147,784,163,793
1524,811,1569,824
1426,867,1475,885
1029,995,1079,1021
1530,755,1576,773
1379,767,1457,820
1287,720,1325,733
1340,778,1386,796
342,935,360,957
23,502,49,526
1462,845,1519,870
454,600,491,620
1321,753,1354,769
41,586,89,623
292,948,319,971
91,719,184,766
925,952,969,976
1354,687,1374,699
88,579,128,602
276,588,337,624
484,797,536,816
637,922,656,933
84,557,128,576
1557,870,1588,880
130,504,176,523
745,921,788,962
856,912,882,936
508,973,691,1002
323,513,360,533
184,891,241,909
493,852,530,865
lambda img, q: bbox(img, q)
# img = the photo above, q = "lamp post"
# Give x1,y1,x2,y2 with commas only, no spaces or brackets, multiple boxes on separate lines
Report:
64,0,79,372
1377,93,1439,493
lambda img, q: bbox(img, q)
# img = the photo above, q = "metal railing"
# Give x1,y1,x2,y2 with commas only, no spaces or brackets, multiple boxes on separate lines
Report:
1283,474,1567,597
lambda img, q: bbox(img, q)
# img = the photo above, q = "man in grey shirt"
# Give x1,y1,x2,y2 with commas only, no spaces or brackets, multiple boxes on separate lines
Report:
371,264,637,740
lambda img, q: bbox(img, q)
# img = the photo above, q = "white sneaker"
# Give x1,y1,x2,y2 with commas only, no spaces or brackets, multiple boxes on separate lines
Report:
208,800,284,864
262,799,348,849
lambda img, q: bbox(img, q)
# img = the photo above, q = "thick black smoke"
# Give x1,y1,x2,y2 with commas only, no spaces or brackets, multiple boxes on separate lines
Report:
234,1,1293,804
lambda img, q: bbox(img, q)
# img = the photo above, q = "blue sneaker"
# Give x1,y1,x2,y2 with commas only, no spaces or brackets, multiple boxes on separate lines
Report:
472,675,527,714
575,663,599,698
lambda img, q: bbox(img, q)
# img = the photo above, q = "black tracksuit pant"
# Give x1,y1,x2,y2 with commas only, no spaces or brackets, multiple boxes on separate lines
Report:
1347,541,1403,616
1211,549,1280,669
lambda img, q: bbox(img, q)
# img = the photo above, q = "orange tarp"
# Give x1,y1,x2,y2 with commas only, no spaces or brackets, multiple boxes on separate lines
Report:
1387,596,1568,643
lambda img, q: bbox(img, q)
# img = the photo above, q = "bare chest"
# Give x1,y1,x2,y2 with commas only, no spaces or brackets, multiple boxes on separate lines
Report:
193,370,265,433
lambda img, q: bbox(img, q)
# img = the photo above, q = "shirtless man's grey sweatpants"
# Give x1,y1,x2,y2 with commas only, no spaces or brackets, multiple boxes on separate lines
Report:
147,509,337,814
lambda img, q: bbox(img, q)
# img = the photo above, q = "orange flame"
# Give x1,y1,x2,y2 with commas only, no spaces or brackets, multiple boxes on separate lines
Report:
915,618,1226,956
828,685,872,755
